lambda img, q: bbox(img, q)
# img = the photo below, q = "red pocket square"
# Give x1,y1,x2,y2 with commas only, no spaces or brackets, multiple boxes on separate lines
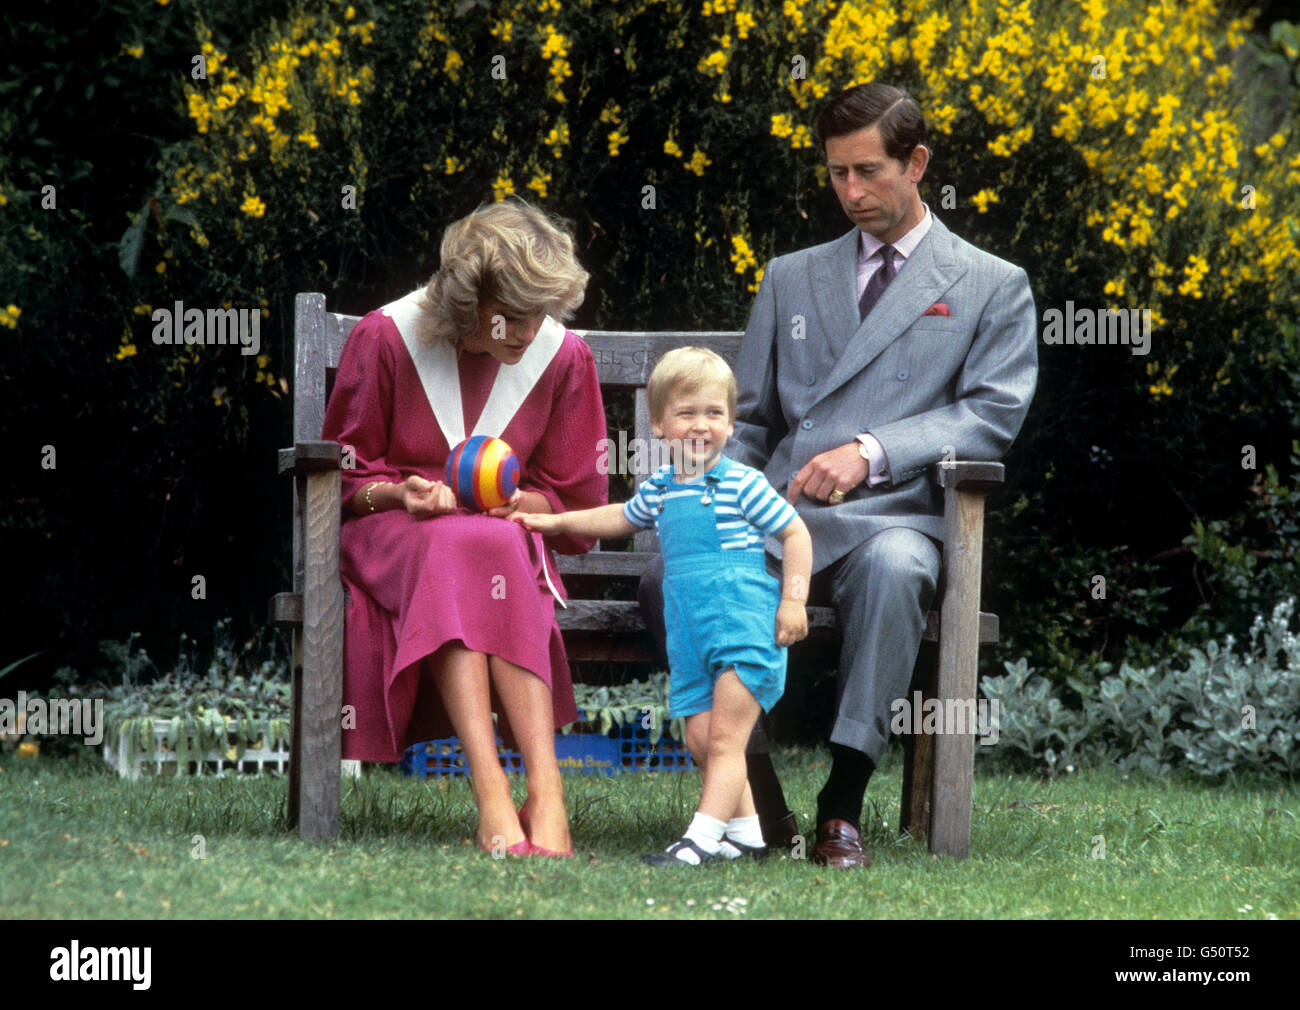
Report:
923,303,951,316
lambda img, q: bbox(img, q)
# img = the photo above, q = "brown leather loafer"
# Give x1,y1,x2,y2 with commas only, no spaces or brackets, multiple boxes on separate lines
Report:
812,818,871,869
760,811,800,851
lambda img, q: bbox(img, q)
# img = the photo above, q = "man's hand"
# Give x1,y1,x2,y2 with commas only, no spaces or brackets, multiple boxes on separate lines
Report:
775,599,808,646
787,443,869,504
400,475,457,518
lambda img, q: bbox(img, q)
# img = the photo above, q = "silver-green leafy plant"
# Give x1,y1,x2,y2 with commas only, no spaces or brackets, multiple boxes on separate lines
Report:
979,597,1298,779
564,672,685,745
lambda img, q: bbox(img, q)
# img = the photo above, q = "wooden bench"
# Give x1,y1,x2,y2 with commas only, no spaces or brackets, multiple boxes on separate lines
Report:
271,292,1003,858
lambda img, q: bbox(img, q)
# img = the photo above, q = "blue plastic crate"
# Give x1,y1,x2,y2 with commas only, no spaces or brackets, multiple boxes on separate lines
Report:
608,716,693,772
401,711,693,777
553,731,621,776
401,736,524,780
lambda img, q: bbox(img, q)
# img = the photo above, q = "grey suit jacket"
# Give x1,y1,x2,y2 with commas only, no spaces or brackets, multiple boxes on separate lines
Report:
727,215,1038,574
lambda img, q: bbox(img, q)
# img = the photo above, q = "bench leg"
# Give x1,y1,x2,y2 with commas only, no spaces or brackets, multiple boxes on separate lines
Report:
928,487,988,859
288,626,303,829
298,469,345,840
899,644,938,843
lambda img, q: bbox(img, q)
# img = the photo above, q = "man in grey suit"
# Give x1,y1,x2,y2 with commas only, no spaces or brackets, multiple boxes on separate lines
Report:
639,82,1037,867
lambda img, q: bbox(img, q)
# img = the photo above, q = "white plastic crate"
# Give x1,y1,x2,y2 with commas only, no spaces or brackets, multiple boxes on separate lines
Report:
103,718,290,780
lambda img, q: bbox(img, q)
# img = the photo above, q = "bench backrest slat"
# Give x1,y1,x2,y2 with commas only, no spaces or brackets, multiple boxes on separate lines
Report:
293,294,744,558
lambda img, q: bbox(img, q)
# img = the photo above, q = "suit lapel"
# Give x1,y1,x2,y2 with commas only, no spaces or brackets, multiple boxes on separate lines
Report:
809,229,861,356
815,216,967,406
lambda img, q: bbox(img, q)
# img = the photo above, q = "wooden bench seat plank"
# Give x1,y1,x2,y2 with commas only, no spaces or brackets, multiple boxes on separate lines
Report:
556,599,998,643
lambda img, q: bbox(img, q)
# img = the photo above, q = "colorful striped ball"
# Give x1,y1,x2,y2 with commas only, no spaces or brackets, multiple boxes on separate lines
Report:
445,436,520,511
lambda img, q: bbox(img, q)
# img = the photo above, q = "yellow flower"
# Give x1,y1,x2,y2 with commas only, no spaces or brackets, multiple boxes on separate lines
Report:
445,51,463,80
730,234,758,275
18,742,39,758
492,174,515,201
608,128,629,157
0,304,21,328
241,194,267,217
541,30,569,61
687,148,711,176
1177,254,1208,298
527,172,550,198
296,131,319,148
445,156,464,174
187,91,212,134
735,11,756,39
544,121,570,157
971,188,1000,213
770,113,793,139
698,50,726,75
664,138,683,158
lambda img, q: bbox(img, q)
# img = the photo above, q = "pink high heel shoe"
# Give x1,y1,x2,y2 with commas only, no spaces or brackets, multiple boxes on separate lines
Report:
518,804,575,858
480,832,530,857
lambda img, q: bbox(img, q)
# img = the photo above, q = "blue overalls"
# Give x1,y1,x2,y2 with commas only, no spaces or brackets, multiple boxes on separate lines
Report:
654,457,787,719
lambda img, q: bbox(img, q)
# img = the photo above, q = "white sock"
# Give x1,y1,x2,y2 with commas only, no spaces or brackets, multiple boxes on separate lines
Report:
717,814,764,858
673,812,726,864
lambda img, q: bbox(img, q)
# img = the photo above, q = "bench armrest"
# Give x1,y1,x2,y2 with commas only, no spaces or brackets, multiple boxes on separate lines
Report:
277,440,343,476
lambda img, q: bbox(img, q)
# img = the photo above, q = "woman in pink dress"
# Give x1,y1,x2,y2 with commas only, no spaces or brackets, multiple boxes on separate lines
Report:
321,199,606,857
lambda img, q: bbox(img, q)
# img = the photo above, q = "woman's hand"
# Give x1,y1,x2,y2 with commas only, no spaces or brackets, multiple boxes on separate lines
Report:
775,599,808,647
401,475,457,518
487,489,552,519
485,489,522,520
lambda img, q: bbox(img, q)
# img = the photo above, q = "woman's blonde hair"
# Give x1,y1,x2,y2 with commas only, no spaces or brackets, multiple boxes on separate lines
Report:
416,198,589,347
647,346,737,423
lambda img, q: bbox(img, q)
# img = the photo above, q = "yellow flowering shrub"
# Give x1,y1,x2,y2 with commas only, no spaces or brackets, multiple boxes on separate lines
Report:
10,0,1288,681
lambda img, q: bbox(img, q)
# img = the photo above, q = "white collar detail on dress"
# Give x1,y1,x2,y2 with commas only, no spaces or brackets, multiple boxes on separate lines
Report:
382,288,566,447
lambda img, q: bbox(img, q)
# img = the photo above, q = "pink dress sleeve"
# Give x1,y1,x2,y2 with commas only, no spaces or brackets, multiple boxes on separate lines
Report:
320,314,402,506
523,332,608,554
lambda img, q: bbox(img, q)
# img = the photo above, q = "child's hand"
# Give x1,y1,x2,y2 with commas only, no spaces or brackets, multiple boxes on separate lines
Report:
775,599,807,647
510,510,563,535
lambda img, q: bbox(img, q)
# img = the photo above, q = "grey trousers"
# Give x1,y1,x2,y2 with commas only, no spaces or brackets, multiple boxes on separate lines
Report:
636,527,941,765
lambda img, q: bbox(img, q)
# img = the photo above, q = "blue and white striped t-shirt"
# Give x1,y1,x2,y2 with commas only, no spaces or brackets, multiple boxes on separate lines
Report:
623,454,797,551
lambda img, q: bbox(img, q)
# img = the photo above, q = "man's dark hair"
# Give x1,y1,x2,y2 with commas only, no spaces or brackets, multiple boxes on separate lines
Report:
815,83,928,164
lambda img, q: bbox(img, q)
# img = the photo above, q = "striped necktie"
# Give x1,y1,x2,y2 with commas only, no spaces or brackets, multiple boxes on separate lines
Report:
858,245,897,321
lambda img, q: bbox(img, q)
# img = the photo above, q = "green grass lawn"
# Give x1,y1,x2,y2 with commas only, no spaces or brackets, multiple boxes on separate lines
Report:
0,746,1296,919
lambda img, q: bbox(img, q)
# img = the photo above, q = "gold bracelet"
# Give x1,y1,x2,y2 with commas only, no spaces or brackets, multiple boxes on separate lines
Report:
365,481,381,514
